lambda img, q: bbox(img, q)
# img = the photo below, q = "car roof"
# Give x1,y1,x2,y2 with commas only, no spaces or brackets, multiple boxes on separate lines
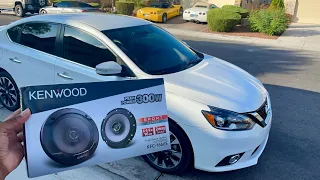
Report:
14,13,151,31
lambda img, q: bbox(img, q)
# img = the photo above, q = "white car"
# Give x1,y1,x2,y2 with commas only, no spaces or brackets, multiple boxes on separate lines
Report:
183,2,217,23
0,13,272,174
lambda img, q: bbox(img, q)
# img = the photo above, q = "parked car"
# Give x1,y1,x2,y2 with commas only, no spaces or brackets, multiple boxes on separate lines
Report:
136,2,183,23
39,1,100,14
0,0,48,17
183,2,217,23
0,13,272,174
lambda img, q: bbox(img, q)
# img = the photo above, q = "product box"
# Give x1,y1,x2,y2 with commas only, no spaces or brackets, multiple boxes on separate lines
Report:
20,79,170,178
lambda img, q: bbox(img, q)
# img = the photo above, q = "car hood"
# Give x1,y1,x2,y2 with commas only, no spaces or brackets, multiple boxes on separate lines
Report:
186,7,208,12
0,25,6,31
162,55,267,113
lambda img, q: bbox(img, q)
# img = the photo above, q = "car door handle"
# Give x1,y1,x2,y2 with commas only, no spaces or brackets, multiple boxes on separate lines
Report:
9,57,21,63
57,72,73,80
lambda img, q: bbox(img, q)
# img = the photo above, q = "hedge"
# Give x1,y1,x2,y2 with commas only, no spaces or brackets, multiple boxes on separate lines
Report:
221,5,249,18
116,1,134,15
249,9,291,35
207,8,241,32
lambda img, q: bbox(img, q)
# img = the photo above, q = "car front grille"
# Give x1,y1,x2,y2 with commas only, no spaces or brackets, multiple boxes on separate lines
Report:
256,100,268,120
246,99,270,128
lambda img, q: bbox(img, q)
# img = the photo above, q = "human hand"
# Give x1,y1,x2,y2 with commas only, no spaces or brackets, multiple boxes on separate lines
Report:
0,108,31,180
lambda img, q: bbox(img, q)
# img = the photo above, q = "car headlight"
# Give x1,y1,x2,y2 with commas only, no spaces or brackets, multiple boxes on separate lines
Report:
202,106,255,131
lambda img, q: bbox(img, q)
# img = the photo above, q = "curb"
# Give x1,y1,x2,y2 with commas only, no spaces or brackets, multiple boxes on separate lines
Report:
164,28,320,52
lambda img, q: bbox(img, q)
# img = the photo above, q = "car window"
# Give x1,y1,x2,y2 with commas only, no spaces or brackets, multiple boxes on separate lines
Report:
19,22,58,55
163,3,171,8
78,2,92,7
63,26,116,68
103,24,203,75
195,5,208,8
54,2,70,7
7,24,23,43
64,2,73,7
211,4,216,8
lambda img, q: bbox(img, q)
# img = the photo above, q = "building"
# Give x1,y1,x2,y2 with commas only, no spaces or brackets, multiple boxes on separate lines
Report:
180,0,320,24
285,0,320,24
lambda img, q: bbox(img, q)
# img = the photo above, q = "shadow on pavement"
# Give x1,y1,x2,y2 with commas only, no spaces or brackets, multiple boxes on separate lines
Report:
180,84,320,180
183,39,316,78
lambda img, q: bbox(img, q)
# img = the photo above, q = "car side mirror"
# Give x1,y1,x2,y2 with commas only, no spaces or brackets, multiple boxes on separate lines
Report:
95,61,122,76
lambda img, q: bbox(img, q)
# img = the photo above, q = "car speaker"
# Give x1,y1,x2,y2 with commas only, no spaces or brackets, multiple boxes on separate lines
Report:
101,108,137,148
40,108,99,166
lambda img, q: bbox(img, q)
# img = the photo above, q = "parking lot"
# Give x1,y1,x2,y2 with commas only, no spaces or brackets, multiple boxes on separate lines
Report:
1,13,320,180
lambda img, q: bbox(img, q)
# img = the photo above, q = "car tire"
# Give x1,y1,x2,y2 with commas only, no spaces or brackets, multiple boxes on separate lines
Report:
162,13,167,23
40,9,47,14
143,120,193,175
0,71,20,111
179,7,183,16
14,4,25,17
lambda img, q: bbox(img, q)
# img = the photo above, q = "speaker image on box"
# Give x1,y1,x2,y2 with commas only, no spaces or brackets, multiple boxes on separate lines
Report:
40,108,99,166
101,108,137,149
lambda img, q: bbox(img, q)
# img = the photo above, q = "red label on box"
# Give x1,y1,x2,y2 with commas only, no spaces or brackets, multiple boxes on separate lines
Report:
142,127,154,137
155,125,166,135
139,115,168,123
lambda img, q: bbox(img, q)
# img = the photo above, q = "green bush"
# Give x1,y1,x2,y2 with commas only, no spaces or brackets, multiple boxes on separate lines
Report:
222,5,249,18
249,9,290,35
116,1,134,15
207,8,241,32
268,0,285,10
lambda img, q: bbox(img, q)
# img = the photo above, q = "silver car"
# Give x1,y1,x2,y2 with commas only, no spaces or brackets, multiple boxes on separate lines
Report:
39,1,100,14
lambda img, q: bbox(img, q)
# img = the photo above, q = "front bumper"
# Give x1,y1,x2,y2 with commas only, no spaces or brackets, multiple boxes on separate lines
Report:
181,107,272,172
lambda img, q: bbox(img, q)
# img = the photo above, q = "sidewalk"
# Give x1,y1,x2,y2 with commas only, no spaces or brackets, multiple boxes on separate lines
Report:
163,23,320,52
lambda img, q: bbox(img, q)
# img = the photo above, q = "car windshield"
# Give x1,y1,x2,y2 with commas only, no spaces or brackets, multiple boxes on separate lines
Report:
150,3,162,8
195,5,208,8
102,24,203,75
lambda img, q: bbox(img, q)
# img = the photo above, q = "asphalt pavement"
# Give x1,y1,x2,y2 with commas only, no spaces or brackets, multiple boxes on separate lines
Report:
0,14,320,180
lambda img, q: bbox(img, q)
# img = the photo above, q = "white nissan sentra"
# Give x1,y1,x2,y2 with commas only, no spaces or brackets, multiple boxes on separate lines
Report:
0,13,272,174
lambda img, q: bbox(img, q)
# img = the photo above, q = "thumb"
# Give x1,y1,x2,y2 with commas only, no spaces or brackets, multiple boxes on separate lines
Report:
1,109,31,133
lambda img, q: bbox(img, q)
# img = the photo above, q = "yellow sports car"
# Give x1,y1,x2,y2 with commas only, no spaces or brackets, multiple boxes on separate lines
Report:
136,2,183,23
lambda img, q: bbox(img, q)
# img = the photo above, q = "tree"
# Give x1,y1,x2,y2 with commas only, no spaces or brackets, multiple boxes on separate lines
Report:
269,0,285,10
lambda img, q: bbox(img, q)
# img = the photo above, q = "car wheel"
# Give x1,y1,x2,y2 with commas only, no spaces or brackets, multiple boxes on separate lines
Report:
0,71,20,111
162,13,167,23
143,121,193,175
40,9,47,14
14,4,25,17
179,7,183,16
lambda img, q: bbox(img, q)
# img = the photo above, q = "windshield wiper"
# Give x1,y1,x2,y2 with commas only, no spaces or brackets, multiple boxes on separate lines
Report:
183,58,202,70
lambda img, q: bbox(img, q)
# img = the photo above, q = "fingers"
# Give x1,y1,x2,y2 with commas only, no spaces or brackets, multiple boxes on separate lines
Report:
2,109,31,133
4,108,22,121
18,133,24,142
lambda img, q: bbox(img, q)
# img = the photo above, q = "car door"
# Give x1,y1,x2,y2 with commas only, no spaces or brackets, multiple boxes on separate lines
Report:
61,1,76,13
2,22,58,88
166,3,176,18
54,25,129,85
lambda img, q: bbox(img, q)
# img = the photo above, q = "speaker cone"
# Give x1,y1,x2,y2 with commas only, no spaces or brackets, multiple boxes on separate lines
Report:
101,108,137,148
40,108,99,165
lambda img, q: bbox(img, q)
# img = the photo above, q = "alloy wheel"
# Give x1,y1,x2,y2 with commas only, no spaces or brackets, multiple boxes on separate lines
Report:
0,77,18,108
145,131,182,169
16,7,21,16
